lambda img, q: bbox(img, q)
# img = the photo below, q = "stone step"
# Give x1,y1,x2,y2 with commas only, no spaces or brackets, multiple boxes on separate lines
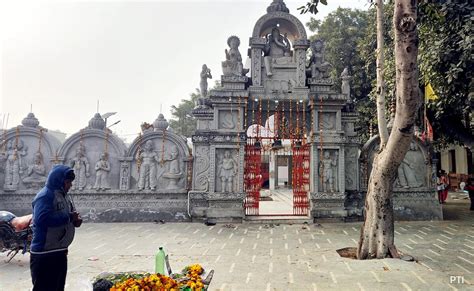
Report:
244,215,313,224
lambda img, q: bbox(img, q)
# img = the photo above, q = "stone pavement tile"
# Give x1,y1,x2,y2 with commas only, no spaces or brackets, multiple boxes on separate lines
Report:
2,220,474,290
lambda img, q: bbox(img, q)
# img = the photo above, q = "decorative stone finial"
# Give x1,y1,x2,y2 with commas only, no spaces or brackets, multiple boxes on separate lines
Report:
267,0,289,13
153,114,169,131
88,113,106,130
22,112,40,128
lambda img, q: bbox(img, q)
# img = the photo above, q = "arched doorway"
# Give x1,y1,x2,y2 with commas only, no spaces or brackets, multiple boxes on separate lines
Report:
243,100,310,216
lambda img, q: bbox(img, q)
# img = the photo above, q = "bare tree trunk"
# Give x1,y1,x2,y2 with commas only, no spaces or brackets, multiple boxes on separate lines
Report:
376,0,389,147
358,0,420,260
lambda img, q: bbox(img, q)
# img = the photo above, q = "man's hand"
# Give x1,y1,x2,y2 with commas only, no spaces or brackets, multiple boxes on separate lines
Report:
72,211,83,227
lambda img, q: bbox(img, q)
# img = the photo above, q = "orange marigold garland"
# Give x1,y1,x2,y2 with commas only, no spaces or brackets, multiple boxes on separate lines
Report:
107,264,207,291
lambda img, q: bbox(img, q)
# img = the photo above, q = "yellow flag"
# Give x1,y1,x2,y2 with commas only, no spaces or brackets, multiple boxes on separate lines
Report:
425,82,438,101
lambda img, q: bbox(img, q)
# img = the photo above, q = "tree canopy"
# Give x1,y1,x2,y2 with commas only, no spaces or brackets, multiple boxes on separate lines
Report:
305,1,473,147
168,90,199,137
419,0,473,147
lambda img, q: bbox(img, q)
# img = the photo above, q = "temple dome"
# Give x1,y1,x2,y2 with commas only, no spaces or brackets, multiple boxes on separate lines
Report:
21,112,40,128
88,113,106,130
267,0,289,13
153,114,169,131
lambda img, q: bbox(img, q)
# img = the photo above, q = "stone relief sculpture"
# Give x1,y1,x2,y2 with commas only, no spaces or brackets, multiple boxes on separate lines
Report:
222,36,248,77
344,148,358,190
93,153,111,190
263,26,292,76
70,145,90,191
396,142,424,188
308,40,331,79
23,151,47,187
341,67,351,102
137,140,160,191
162,145,183,189
221,112,235,129
120,162,130,190
319,150,338,192
193,146,210,191
217,150,237,192
200,64,212,97
321,113,335,130
3,139,27,191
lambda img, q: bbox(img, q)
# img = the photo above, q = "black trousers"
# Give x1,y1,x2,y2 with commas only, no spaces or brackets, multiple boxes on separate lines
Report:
30,250,68,291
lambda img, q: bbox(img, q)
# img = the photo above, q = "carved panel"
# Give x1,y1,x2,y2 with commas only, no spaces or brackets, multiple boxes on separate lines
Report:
119,161,130,190
215,148,239,193
296,49,306,87
317,149,339,192
321,113,336,130
218,110,238,130
344,147,358,191
193,146,210,191
251,49,262,86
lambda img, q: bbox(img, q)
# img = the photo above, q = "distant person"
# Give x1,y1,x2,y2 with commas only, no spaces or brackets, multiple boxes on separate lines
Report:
437,170,449,204
464,178,474,211
30,165,82,291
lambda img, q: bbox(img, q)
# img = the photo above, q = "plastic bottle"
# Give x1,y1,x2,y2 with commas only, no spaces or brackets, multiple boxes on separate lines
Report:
155,247,166,275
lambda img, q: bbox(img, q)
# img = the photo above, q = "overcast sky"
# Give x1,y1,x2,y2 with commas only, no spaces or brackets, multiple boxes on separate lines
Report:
0,0,369,142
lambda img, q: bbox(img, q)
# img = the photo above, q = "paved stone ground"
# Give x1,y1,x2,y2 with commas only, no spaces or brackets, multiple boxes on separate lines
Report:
1,193,472,291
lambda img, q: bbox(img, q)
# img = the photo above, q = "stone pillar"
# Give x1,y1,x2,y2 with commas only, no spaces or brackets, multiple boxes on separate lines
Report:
269,151,276,190
293,39,310,88
249,37,266,87
119,158,132,190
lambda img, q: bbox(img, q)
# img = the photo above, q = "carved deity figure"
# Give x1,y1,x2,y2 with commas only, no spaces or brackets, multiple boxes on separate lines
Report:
319,151,338,192
162,145,182,189
23,151,47,186
70,145,90,191
164,146,181,175
94,153,111,190
397,142,423,188
3,140,27,190
308,40,332,79
341,67,352,102
137,140,160,190
199,64,212,97
263,27,291,76
222,36,248,76
217,150,237,192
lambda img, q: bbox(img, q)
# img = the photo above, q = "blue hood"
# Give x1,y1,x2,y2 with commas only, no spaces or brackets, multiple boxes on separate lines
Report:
45,165,74,191
31,165,76,253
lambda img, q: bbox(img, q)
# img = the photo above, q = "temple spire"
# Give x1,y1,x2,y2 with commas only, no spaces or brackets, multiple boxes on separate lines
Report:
267,0,289,13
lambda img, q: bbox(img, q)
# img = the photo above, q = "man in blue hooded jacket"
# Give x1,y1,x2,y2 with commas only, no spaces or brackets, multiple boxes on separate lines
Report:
30,165,82,291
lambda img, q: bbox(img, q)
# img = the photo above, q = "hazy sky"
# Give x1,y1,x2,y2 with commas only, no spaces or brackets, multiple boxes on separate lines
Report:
1,0,369,142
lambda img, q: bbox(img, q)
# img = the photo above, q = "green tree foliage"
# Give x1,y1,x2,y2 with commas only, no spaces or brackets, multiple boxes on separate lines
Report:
307,8,371,99
168,90,199,137
418,0,473,147
306,1,473,146
306,7,375,141
297,0,327,14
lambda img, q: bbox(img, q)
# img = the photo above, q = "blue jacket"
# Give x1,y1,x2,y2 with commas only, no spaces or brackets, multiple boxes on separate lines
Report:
30,165,76,254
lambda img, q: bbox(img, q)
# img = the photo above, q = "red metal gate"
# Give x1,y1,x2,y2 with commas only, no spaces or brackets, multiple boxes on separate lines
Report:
292,143,310,215
244,141,262,215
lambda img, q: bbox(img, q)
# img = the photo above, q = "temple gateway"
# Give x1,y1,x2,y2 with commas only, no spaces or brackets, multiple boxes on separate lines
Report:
0,0,441,222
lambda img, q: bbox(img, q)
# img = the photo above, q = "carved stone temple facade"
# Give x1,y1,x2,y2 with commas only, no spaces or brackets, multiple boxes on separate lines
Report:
0,113,192,222
0,0,441,222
